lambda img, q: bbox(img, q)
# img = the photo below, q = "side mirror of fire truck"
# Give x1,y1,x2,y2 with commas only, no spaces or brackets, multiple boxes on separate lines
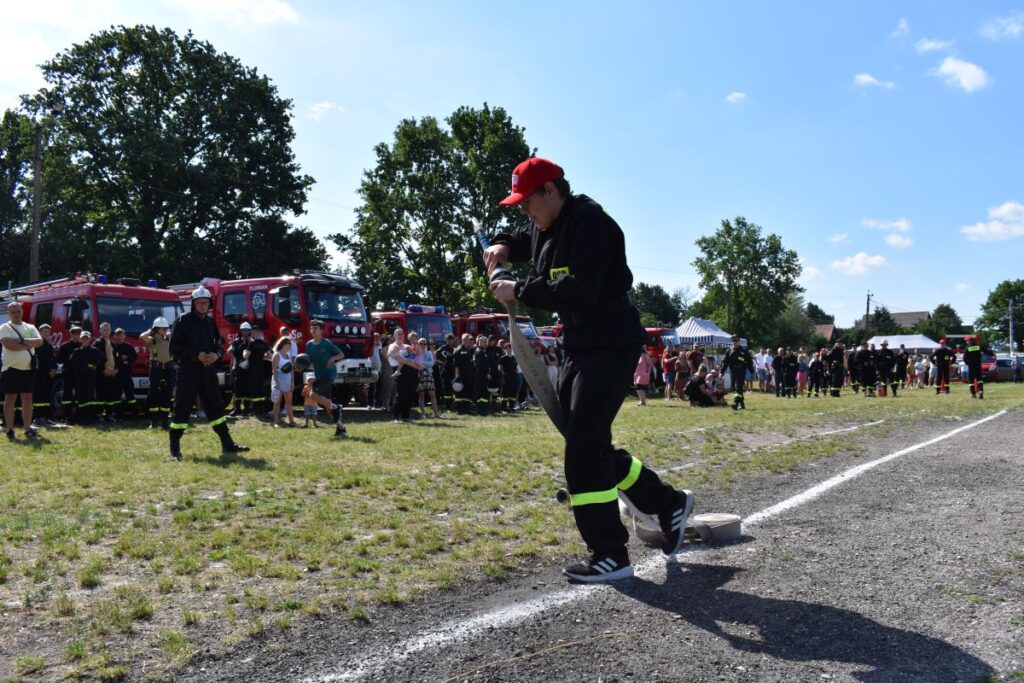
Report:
271,286,292,319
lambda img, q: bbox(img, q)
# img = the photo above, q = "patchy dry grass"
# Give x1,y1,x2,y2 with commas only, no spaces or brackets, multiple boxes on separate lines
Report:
1,383,1022,679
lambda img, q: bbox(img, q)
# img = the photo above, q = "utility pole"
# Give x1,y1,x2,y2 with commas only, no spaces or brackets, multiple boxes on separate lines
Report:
1011,296,1017,353
29,102,63,282
864,291,872,335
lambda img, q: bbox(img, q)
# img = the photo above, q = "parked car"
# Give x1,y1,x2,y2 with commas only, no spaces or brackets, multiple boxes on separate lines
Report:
985,357,1015,382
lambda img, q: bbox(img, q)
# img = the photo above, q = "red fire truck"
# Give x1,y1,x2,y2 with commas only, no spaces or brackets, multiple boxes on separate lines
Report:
454,309,540,341
0,274,184,414
171,271,375,396
371,303,454,344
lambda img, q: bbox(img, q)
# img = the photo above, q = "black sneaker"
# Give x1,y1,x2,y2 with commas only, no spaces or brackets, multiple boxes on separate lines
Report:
5,429,14,441
660,489,695,556
24,427,40,439
334,424,347,438
562,552,634,583
222,443,251,455
170,449,182,462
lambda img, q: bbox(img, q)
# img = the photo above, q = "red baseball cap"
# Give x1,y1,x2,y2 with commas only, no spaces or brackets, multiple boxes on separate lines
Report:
499,157,564,206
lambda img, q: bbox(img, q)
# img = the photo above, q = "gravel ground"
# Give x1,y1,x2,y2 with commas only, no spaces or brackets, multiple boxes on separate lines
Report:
179,409,1024,683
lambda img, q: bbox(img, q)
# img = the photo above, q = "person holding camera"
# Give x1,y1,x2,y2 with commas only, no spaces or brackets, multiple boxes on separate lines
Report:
1,301,44,439
140,318,173,429
484,156,695,583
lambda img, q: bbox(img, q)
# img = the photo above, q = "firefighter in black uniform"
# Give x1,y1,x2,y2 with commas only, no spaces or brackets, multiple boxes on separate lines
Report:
472,334,491,415
894,344,910,391
963,336,984,399
452,334,475,414
140,317,173,428
486,156,694,583
807,351,825,397
782,349,799,398
168,287,248,461
95,322,120,422
771,348,785,397
854,341,876,396
930,337,955,395
825,340,846,397
721,335,753,409
876,339,896,397
486,335,502,409
437,333,457,411
68,331,102,424
56,326,82,418
846,345,860,394
112,328,138,418
498,341,519,412
229,323,257,416
31,324,57,426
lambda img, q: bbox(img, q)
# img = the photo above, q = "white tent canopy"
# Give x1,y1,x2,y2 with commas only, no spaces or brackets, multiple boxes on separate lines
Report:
675,317,745,347
865,334,940,350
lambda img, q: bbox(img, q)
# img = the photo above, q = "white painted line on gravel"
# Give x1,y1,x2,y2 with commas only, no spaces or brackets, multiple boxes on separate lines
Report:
310,409,1007,683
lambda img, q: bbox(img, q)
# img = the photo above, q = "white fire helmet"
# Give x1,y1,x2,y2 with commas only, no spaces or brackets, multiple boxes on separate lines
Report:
152,317,170,329
239,322,252,331
191,286,212,302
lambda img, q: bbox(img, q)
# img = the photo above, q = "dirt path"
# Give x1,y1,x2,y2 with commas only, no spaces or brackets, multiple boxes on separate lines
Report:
181,409,1024,683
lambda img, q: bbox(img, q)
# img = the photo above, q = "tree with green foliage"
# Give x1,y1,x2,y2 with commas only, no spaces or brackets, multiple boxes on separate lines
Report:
692,216,802,344
13,25,325,284
870,306,901,335
0,110,33,281
913,303,964,341
769,294,814,349
805,301,834,325
631,282,682,327
974,279,1024,350
333,104,531,312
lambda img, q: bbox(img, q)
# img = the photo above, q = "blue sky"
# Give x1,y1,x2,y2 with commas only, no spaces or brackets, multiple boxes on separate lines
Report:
3,2,1022,327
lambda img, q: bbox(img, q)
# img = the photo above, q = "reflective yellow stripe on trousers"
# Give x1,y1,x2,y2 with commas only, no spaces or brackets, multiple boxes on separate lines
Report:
569,457,644,507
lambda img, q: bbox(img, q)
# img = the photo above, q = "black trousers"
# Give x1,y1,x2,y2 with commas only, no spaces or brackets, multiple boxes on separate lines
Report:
808,371,824,395
33,373,53,419
967,365,984,396
116,369,137,416
170,363,232,450
560,347,677,556
728,367,746,396
454,374,473,414
859,367,876,391
73,376,97,423
829,365,843,397
392,364,418,421
98,373,120,416
147,365,172,419
935,364,951,393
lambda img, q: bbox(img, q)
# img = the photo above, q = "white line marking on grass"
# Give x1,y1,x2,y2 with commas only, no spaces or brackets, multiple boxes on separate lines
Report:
309,410,1007,683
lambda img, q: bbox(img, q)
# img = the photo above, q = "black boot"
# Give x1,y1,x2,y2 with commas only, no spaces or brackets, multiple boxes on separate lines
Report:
169,428,184,461
214,422,249,455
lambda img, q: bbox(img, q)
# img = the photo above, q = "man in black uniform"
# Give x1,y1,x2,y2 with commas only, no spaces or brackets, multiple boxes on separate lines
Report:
807,351,824,397
485,156,694,583
498,341,519,412
168,287,248,461
963,336,984,399
55,326,82,418
846,345,860,394
825,340,846,397
68,331,102,424
721,335,753,409
782,348,799,398
31,324,58,426
473,334,491,416
930,337,955,395
894,344,910,392
854,341,877,396
876,339,896,397
771,347,785,397
437,333,457,411
452,334,475,414
112,328,138,418
229,323,257,416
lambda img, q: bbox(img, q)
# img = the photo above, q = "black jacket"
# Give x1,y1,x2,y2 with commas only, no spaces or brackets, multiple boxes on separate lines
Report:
722,346,753,372
115,342,137,373
492,194,645,351
169,311,225,365
68,345,103,377
36,340,56,375
57,340,81,368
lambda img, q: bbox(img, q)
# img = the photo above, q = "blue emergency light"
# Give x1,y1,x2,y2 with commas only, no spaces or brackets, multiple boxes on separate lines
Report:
399,301,407,310
97,274,108,284
148,279,158,288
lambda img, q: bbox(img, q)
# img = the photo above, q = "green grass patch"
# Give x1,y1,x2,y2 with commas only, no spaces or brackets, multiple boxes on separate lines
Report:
0,385,1020,673
14,654,46,674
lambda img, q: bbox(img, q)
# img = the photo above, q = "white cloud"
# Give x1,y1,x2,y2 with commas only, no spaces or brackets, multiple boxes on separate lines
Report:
955,283,971,293
915,38,955,53
862,218,912,232
308,101,345,121
980,13,1024,41
891,18,910,38
960,200,1024,241
830,252,888,276
799,265,824,283
885,234,914,248
169,0,301,25
853,73,895,89
932,56,991,92
827,232,849,244
725,92,747,103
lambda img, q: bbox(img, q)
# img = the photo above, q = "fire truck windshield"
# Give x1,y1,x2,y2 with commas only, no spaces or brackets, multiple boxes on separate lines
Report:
304,287,367,322
496,319,539,338
406,314,454,344
96,297,183,335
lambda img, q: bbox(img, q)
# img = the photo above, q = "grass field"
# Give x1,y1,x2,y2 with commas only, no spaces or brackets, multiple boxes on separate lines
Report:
2,383,1023,681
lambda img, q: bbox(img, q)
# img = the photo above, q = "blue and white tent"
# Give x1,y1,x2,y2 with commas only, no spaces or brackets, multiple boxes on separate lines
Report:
675,317,745,347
